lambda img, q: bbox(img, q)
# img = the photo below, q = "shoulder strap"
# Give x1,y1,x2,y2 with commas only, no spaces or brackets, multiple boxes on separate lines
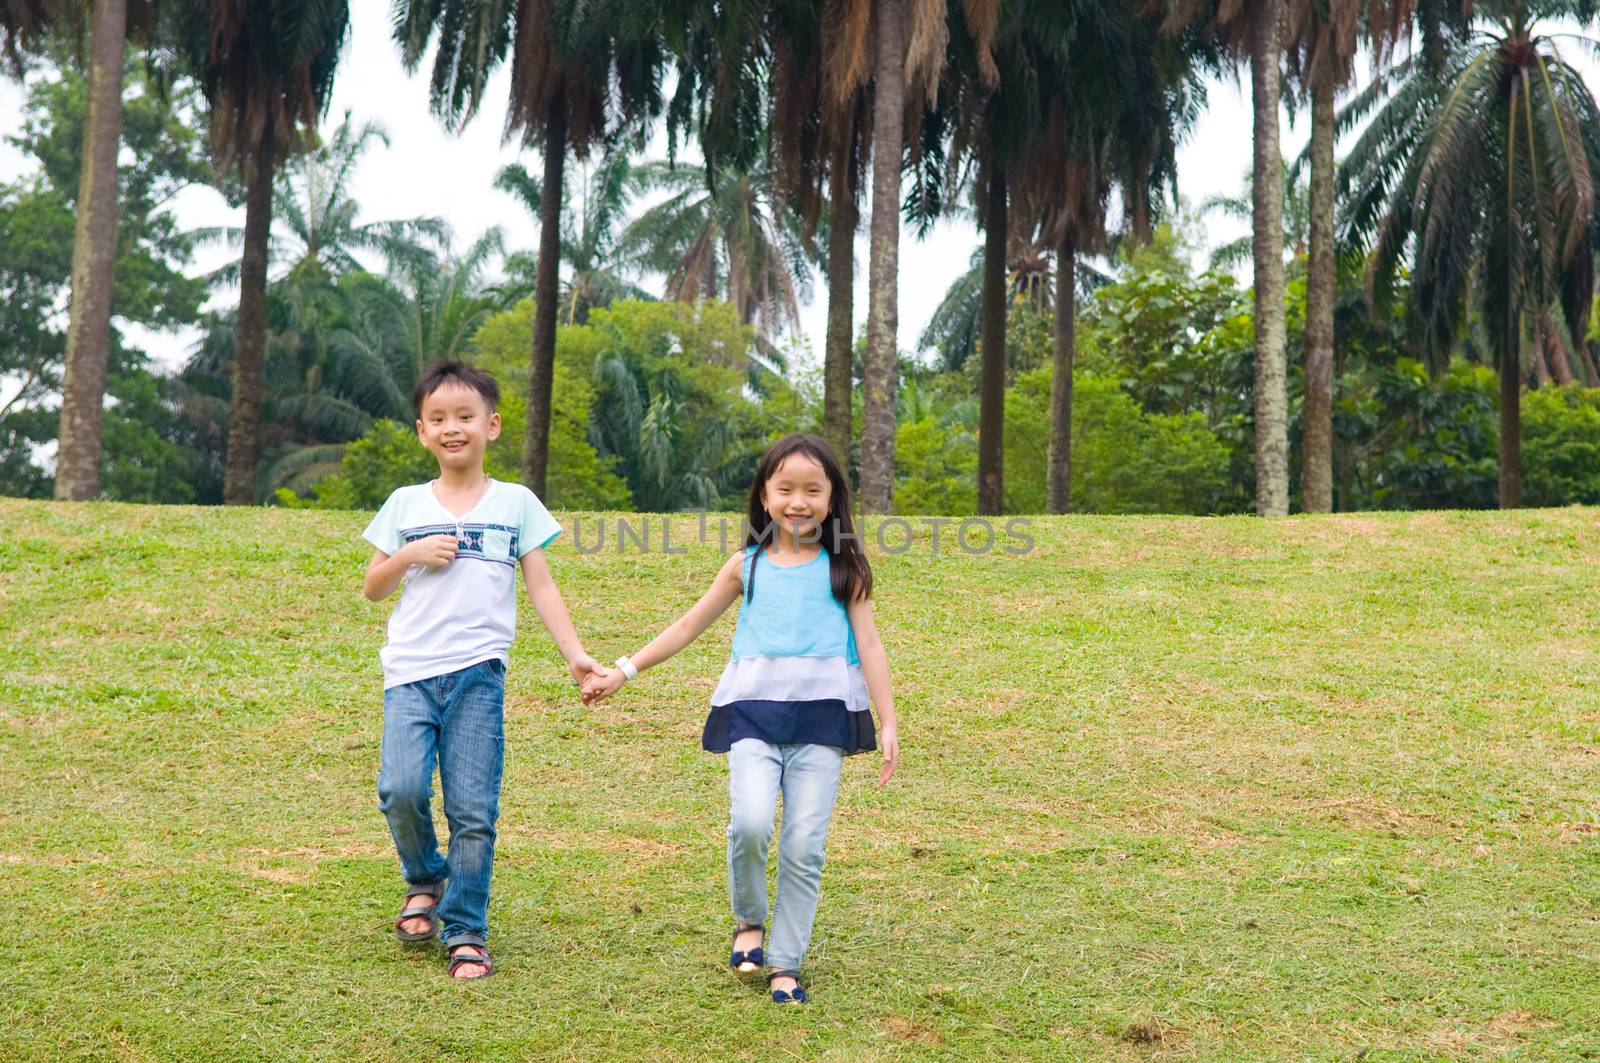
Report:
745,542,763,602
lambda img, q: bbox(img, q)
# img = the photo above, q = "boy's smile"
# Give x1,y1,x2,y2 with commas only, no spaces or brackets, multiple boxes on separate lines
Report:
416,380,501,470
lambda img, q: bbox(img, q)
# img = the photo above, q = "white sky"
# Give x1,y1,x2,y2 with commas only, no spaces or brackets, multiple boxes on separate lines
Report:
6,5,1448,380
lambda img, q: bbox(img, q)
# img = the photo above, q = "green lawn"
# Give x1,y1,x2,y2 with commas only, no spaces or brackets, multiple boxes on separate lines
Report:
3,499,1598,1061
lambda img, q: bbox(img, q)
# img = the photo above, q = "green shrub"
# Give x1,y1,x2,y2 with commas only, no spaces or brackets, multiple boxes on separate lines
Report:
1523,384,1600,506
1000,367,1235,515
276,420,434,510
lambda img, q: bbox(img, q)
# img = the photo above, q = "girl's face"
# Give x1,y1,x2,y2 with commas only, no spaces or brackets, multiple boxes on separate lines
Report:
762,451,833,543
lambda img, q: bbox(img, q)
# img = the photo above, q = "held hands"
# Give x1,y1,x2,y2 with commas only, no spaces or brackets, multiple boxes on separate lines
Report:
581,666,626,704
569,653,613,704
570,653,897,784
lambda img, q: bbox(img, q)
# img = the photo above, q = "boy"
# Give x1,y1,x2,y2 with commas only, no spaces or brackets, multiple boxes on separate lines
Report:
361,359,607,980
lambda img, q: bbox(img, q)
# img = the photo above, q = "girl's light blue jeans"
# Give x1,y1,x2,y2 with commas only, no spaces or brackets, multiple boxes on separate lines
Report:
726,738,845,972
378,658,505,948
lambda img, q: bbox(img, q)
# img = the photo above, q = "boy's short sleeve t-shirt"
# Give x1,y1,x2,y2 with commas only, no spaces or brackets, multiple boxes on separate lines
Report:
363,479,562,688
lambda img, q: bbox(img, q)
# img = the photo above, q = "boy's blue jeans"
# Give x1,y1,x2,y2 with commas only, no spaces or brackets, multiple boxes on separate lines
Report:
378,658,505,948
726,738,844,972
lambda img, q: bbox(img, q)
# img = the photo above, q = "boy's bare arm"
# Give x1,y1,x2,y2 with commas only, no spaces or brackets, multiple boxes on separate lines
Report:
519,548,605,685
363,536,458,601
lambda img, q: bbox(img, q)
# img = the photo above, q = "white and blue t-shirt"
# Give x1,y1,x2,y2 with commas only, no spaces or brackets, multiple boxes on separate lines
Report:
363,479,562,689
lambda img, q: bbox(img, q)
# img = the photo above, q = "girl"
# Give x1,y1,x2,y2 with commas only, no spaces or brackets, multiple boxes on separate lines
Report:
582,433,898,1004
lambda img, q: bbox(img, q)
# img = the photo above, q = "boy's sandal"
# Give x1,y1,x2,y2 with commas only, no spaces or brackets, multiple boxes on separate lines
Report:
447,944,494,980
394,891,441,942
729,923,765,974
766,969,808,1004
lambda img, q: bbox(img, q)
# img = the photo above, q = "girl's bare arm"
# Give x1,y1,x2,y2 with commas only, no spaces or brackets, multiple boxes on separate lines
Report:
848,596,899,786
585,551,746,698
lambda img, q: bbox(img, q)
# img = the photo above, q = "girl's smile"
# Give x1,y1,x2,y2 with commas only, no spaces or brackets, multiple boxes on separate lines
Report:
762,453,832,550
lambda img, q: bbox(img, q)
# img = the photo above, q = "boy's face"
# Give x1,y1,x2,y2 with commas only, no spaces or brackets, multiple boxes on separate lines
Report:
415,381,500,473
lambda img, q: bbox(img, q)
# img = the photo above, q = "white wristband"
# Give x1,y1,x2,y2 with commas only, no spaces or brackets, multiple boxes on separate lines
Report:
616,656,639,681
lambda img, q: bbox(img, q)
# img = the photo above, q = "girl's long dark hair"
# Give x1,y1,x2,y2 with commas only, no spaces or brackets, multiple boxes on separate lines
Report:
743,433,873,605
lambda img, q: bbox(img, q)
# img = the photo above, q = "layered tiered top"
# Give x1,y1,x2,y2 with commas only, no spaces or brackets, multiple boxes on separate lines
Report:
701,544,876,755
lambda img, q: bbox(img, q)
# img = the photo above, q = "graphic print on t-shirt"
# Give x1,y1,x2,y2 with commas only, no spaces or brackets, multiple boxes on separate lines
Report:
363,480,563,687
401,522,519,566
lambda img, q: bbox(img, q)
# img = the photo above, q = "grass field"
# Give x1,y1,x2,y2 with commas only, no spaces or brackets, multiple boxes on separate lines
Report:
2,498,1598,1062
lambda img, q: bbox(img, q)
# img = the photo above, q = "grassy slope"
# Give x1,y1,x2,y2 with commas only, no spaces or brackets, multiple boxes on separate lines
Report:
1,499,1598,1062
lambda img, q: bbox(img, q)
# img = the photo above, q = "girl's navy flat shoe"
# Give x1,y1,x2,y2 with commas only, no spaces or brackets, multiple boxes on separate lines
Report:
767,969,808,1004
729,924,764,975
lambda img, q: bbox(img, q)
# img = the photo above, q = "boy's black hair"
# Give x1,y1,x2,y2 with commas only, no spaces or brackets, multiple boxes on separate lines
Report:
413,360,500,414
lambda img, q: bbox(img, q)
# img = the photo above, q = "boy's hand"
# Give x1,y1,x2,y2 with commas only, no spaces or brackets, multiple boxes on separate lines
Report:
406,534,459,568
582,668,626,704
569,652,606,689
878,725,899,787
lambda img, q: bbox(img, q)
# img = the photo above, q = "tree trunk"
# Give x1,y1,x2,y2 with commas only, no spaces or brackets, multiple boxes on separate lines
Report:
1546,320,1574,385
1047,229,1075,513
1499,337,1522,508
1301,71,1335,514
1580,341,1600,386
522,93,566,499
823,137,857,468
54,0,128,501
223,134,275,505
858,0,905,514
977,157,1006,515
1529,320,1551,386
1250,1,1289,517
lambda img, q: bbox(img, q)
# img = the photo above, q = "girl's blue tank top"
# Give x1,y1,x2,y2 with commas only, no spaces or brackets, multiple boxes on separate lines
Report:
702,544,876,755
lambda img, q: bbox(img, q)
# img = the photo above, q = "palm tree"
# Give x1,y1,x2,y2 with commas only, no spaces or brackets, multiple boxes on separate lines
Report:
586,355,750,512
395,0,664,498
659,0,947,493
621,154,818,341
1009,0,1205,514
820,117,864,466
954,0,1122,516
0,1,51,68
53,0,130,500
858,0,908,513
344,231,515,401
186,233,513,500
1284,0,1448,513
1285,3,1354,514
197,114,446,288
1159,0,1291,516
175,0,351,505
1341,1,1600,508
905,1,1013,516
921,240,1108,371
1202,161,1312,269
771,0,869,471
496,149,652,325
762,1,873,465
186,276,381,500
270,116,446,284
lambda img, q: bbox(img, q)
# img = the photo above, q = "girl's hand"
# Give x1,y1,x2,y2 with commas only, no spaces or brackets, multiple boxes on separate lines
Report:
878,725,899,786
582,668,626,704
